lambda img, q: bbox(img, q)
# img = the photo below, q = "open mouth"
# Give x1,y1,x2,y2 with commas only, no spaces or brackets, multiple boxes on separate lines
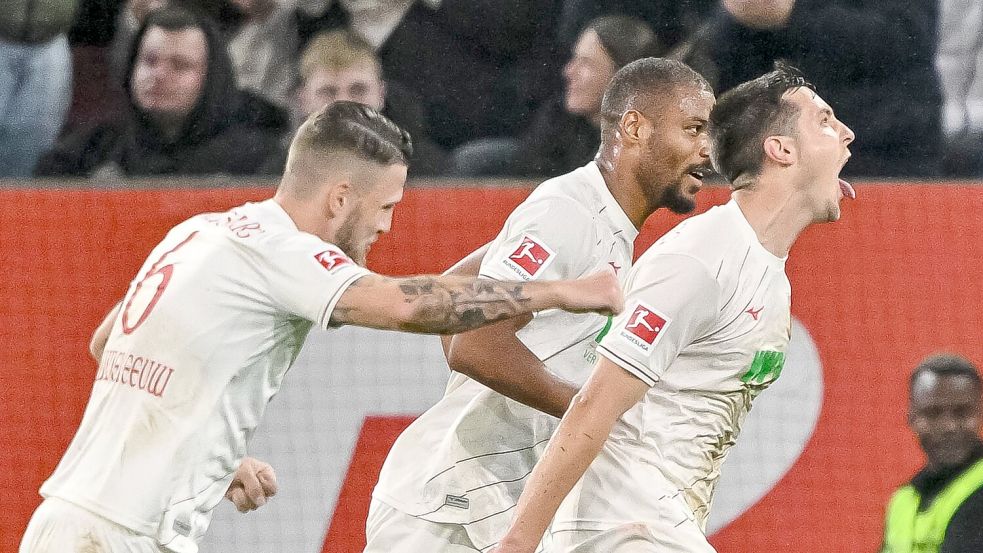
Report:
688,167,710,181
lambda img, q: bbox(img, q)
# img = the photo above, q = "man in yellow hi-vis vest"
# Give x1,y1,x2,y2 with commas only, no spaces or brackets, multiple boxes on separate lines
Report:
881,354,983,553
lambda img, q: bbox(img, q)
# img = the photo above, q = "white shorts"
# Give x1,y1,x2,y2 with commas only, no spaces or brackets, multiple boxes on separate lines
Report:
20,498,165,553
543,518,716,553
363,498,481,553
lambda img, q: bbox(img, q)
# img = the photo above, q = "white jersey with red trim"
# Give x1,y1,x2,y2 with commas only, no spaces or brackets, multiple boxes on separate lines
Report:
372,162,637,549
553,199,792,537
40,199,369,553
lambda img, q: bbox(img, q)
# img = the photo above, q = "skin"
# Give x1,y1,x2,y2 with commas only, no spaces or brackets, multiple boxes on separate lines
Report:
297,61,386,118
492,85,854,553
909,372,982,471
446,82,714,418
130,27,208,139
722,0,796,29
563,29,617,124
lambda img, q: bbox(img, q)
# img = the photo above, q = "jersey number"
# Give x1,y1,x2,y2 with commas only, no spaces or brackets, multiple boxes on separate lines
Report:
121,231,198,334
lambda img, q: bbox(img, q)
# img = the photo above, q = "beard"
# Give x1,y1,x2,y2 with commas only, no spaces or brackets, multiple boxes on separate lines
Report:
660,179,697,215
334,214,369,266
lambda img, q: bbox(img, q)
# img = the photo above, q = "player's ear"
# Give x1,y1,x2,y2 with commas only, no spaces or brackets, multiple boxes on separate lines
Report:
619,110,646,144
762,135,796,167
323,178,353,217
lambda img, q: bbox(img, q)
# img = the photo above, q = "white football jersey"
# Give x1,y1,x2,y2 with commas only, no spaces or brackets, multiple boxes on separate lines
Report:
40,199,369,553
551,199,793,538
373,163,637,549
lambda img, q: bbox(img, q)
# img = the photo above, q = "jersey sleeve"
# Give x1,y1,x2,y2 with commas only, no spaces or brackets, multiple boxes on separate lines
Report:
263,235,371,329
479,196,598,283
598,254,719,386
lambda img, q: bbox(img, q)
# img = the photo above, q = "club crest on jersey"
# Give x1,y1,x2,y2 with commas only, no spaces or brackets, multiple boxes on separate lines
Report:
503,235,555,280
314,249,351,272
619,302,670,353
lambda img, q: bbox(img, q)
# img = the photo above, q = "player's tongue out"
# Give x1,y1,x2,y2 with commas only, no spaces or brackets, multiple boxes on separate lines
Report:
838,178,856,200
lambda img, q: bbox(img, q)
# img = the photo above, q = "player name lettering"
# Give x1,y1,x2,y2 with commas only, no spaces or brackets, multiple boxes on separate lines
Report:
204,211,265,238
95,349,175,398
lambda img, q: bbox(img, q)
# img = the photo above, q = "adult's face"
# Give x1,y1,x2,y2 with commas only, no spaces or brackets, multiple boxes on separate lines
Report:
333,163,406,265
635,84,715,215
130,26,208,121
909,372,982,470
784,87,855,223
298,61,385,120
563,29,617,120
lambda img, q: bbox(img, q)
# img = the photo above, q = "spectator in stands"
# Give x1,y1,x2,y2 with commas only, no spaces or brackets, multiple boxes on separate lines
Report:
292,30,445,175
0,0,77,177
695,0,942,177
937,0,983,177
227,0,297,109
880,354,983,553
299,0,561,148
449,15,660,177
35,6,282,178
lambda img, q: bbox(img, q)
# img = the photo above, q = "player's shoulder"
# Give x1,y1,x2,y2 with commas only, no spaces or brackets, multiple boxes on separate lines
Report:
526,164,601,212
641,201,748,273
191,199,341,255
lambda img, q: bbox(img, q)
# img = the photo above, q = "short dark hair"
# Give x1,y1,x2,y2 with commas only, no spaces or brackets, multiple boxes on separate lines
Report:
599,57,710,138
910,353,982,394
708,62,815,185
291,101,413,166
589,15,663,69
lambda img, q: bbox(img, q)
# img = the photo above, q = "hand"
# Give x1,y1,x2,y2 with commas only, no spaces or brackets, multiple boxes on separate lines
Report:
561,266,624,316
721,0,796,29
225,457,278,513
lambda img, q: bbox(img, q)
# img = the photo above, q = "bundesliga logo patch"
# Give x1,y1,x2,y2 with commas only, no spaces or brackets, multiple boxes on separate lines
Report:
619,302,670,353
314,249,351,272
503,235,555,280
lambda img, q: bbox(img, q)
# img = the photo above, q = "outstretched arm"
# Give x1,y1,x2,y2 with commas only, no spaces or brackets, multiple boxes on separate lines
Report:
438,243,491,357
329,269,622,335
493,358,648,552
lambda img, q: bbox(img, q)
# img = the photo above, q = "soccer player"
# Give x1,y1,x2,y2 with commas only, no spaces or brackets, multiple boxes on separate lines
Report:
18,102,623,553
492,63,856,553
366,58,715,552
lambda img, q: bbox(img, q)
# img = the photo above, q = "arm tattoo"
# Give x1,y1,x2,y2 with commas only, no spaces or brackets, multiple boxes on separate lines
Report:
397,277,532,334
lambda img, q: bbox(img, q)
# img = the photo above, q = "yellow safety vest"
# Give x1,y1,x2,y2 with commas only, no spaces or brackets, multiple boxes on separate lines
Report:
882,458,983,553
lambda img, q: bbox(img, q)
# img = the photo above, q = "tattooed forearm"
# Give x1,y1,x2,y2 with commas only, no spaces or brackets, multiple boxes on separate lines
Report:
397,277,534,334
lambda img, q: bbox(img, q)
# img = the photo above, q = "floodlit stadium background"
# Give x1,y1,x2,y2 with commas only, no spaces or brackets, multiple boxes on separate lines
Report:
2,182,981,552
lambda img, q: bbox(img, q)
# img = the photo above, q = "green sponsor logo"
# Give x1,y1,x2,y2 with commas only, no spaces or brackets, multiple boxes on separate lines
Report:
741,350,785,384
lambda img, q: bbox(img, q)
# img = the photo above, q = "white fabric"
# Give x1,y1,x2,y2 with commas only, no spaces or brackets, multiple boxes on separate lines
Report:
20,498,165,553
936,0,983,135
229,5,298,108
556,200,792,537
372,162,637,550
39,199,369,553
364,499,480,552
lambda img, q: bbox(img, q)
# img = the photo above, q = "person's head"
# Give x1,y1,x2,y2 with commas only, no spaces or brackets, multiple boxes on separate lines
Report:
708,62,856,222
277,101,412,264
598,57,714,215
563,16,662,122
129,7,211,125
908,354,982,470
296,30,386,121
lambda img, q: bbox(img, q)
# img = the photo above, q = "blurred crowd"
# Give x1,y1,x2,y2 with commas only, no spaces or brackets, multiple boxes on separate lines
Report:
2,0,981,180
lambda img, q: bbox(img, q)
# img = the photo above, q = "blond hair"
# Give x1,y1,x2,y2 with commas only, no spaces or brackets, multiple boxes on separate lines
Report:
299,30,380,83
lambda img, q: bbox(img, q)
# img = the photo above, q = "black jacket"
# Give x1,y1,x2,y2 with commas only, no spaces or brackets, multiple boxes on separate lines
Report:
704,0,943,177
37,11,281,177
509,96,599,178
